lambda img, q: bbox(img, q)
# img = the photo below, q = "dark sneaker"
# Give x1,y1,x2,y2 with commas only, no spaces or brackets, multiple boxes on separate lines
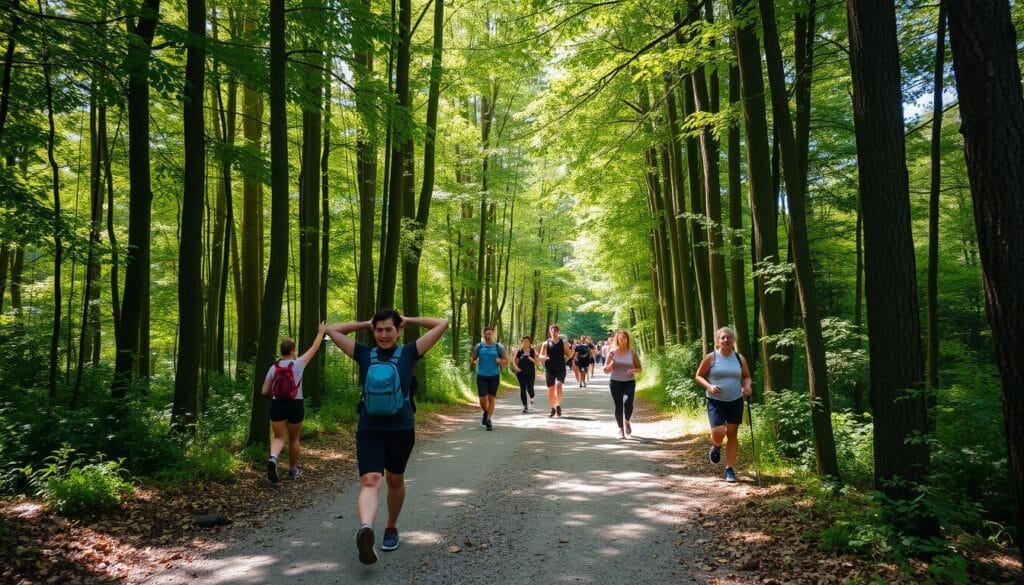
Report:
266,458,279,483
485,416,493,430
481,411,487,427
624,420,632,437
381,527,399,551
356,526,378,565
522,407,528,414
549,408,556,418
556,406,562,417
725,467,737,483
287,467,303,480
709,444,721,464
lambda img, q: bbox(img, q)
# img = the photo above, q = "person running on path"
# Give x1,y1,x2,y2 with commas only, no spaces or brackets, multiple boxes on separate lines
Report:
537,324,573,417
471,326,507,430
694,326,753,483
603,329,642,439
512,336,540,413
262,322,328,482
574,337,593,387
585,336,597,379
326,309,449,564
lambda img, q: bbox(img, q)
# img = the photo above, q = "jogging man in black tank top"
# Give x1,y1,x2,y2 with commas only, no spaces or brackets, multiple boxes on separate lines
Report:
538,324,573,417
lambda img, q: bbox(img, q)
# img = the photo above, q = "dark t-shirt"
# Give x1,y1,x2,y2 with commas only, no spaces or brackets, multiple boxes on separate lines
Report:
545,339,567,371
515,348,536,377
575,343,592,364
354,341,419,431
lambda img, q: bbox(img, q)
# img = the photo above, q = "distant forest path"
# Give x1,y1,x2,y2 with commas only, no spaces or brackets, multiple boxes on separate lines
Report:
143,370,762,584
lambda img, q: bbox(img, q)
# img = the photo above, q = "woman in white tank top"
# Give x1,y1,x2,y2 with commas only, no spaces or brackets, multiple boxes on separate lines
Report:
694,326,752,483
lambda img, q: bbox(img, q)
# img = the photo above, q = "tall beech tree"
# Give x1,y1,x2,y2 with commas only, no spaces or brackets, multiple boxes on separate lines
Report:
945,0,1024,558
847,0,935,534
759,0,838,479
247,0,288,446
171,0,205,435
112,0,160,399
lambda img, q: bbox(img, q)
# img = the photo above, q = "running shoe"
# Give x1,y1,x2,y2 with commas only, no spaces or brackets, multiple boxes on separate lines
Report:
617,428,625,440
550,408,556,418
709,444,721,464
381,527,399,551
481,411,487,427
624,420,632,437
266,457,279,483
485,416,493,431
523,407,528,413
556,405,562,417
725,467,737,483
356,526,378,565
287,467,303,480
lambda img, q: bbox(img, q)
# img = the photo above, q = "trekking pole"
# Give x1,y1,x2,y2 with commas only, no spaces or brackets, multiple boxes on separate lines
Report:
746,395,762,487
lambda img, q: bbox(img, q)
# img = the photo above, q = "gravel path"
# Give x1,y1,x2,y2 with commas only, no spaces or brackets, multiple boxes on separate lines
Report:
145,369,740,585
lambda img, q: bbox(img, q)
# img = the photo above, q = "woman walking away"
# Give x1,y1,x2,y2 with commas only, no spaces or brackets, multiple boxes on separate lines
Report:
512,336,539,413
537,324,572,417
262,322,328,482
471,326,508,430
694,326,752,483
574,337,593,387
327,309,449,564
603,329,642,439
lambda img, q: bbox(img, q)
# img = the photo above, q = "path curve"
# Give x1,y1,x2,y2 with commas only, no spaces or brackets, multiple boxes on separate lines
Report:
144,369,754,584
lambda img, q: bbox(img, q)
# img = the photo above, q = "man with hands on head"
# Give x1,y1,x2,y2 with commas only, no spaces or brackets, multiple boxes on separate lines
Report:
326,309,448,565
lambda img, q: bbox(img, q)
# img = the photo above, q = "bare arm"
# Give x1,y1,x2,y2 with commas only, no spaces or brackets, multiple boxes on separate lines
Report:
261,371,273,396
694,354,719,394
631,351,642,375
298,322,328,364
408,316,449,356
741,361,753,397
326,320,371,358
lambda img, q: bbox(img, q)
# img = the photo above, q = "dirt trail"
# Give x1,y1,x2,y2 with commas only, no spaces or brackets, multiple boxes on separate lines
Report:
143,370,757,585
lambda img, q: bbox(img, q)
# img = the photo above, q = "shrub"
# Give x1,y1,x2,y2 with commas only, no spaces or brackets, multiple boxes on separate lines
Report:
26,445,134,516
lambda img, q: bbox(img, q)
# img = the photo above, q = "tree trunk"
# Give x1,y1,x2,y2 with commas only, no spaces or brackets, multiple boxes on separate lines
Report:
172,0,205,435
683,73,712,350
352,0,376,340
945,0,1024,559
760,0,839,480
247,0,288,447
663,72,697,343
0,245,7,313
402,0,444,355
299,41,322,407
379,0,412,310
43,40,61,404
727,63,750,359
9,244,22,310
691,63,729,334
728,0,788,396
0,0,19,139
238,11,263,365
113,0,160,398
926,1,946,414
846,0,934,531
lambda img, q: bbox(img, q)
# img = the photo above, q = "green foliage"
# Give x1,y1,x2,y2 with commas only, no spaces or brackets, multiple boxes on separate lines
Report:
761,389,814,466
24,445,134,516
418,351,475,405
648,343,705,410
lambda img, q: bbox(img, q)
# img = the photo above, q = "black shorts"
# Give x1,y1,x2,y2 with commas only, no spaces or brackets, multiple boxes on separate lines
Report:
545,368,566,387
707,397,744,427
577,358,592,370
269,399,305,424
476,374,500,397
356,429,416,476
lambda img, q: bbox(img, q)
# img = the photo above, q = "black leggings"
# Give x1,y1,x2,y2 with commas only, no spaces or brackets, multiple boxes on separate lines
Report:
517,372,536,406
609,379,636,428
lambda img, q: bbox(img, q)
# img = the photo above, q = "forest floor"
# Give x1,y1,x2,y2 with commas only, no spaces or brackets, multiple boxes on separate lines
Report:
1,373,1021,585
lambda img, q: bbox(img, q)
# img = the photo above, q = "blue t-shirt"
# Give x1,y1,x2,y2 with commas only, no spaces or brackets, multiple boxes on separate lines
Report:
473,342,505,377
354,341,419,431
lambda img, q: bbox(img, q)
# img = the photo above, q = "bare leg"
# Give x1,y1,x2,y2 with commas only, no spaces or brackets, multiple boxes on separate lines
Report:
358,472,383,526
384,471,406,528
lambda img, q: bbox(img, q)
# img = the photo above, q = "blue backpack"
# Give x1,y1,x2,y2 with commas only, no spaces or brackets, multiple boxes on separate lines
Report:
364,346,406,416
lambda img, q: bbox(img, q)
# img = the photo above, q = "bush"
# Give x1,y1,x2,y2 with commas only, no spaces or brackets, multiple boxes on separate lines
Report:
652,342,705,410
26,445,134,516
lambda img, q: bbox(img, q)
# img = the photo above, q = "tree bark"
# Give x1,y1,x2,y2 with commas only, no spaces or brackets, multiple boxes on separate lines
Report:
728,0,788,396
299,37,323,407
926,1,946,412
663,72,697,343
238,11,263,365
172,0,205,435
760,0,839,479
727,63,750,359
945,0,1024,559
43,39,61,404
247,0,288,447
113,0,160,398
846,0,934,529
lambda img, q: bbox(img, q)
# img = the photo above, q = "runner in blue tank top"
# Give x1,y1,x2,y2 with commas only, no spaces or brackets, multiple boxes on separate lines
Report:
471,326,508,430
